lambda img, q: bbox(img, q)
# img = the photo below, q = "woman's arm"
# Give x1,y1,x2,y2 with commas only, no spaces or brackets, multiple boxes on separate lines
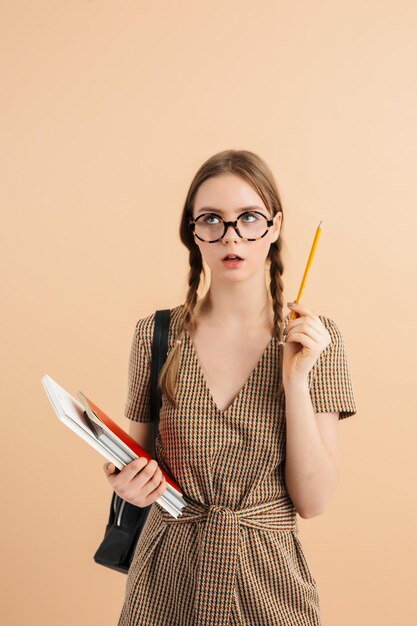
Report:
284,378,339,519
128,420,156,456
281,301,343,519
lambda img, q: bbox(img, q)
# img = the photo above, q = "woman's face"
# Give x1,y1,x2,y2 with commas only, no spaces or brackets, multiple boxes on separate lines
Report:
191,174,282,282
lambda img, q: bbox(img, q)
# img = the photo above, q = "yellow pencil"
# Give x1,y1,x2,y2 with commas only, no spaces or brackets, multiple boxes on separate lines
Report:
289,220,323,321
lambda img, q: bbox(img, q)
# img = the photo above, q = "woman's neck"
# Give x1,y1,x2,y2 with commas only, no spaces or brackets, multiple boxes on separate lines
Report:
195,278,286,331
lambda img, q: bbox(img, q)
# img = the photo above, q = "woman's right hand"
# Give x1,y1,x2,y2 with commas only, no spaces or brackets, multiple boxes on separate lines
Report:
103,457,167,508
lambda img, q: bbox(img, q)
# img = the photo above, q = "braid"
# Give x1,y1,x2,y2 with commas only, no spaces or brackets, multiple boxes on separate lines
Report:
181,245,203,334
268,237,286,402
159,245,203,407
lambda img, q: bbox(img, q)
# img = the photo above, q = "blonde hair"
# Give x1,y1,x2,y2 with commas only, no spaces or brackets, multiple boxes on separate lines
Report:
159,149,286,407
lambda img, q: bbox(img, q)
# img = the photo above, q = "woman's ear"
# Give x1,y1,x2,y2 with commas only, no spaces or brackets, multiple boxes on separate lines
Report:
270,227,280,244
270,212,282,243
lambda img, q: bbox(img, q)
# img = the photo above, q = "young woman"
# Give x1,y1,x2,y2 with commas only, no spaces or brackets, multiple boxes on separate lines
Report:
104,149,357,625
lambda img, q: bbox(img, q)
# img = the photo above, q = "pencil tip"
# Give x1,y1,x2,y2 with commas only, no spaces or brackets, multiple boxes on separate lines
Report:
318,220,323,228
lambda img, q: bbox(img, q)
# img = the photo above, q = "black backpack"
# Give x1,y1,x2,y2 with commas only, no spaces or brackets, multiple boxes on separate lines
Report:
93,309,171,573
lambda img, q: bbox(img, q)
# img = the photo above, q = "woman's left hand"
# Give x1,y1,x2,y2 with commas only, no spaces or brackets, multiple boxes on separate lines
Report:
281,302,331,384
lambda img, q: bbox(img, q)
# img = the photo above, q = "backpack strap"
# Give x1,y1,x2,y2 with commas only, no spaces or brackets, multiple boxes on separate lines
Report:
150,309,171,443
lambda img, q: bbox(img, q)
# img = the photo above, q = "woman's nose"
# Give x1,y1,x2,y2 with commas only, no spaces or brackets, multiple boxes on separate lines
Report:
222,223,239,242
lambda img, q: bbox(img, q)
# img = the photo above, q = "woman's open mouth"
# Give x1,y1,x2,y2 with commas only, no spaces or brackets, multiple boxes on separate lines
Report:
222,254,244,268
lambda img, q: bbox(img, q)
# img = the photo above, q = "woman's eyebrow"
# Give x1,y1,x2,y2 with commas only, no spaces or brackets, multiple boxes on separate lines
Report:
195,205,265,215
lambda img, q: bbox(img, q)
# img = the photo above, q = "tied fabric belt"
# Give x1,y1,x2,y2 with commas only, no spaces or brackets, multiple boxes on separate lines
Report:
157,497,298,625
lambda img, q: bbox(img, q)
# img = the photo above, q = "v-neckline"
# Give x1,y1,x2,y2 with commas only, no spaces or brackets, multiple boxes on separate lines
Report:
185,329,277,415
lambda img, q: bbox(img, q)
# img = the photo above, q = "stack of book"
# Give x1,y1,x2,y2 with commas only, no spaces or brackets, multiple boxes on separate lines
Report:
41,374,186,518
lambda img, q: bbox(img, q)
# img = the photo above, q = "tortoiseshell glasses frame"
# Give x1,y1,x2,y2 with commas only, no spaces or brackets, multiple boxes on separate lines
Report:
188,210,275,243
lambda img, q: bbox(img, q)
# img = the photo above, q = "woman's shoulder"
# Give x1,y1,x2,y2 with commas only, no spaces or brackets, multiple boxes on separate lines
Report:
306,314,348,381
316,313,345,347
133,303,184,341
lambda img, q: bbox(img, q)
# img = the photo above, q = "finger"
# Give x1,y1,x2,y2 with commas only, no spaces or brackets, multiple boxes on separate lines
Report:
131,459,160,485
141,473,167,502
134,461,163,492
287,302,318,319
284,318,323,337
122,457,150,481
285,331,318,350
103,462,118,476
286,322,322,342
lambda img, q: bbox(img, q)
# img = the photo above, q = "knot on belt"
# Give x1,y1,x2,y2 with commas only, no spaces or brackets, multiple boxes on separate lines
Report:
208,504,235,515
157,497,297,625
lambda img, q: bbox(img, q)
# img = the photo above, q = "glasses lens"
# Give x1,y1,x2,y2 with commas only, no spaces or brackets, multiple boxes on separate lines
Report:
194,215,224,241
237,212,268,239
193,212,268,242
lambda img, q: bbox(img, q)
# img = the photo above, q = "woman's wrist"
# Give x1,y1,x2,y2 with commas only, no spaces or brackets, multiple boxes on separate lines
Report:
282,375,310,393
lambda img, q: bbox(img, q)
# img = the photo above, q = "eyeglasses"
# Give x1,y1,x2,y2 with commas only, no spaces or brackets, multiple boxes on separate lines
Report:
188,211,275,243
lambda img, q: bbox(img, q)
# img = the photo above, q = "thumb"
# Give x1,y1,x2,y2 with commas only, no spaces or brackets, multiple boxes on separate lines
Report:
104,461,115,475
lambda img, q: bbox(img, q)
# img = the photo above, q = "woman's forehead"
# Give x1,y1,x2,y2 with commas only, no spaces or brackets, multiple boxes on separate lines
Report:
194,174,267,213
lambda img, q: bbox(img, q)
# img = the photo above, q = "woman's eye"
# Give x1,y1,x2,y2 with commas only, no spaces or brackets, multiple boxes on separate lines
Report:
203,215,220,224
241,212,258,222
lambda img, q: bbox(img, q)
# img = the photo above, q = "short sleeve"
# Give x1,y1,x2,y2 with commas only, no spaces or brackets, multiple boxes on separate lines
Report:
308,316,357,420
124,313,155,422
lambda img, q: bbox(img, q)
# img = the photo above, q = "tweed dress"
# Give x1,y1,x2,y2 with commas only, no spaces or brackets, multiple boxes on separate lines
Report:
118,303,357,626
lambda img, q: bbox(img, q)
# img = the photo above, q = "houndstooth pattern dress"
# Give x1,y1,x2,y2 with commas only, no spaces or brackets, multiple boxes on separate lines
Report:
118,304,357,626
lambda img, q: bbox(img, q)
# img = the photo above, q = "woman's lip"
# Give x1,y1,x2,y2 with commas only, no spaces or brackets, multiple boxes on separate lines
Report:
222,258,244,267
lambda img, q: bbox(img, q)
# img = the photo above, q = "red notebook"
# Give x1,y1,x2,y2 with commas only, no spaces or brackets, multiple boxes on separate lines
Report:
79,391,181,494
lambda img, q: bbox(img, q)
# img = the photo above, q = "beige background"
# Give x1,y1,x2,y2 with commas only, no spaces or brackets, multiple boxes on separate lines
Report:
1,1,416,624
